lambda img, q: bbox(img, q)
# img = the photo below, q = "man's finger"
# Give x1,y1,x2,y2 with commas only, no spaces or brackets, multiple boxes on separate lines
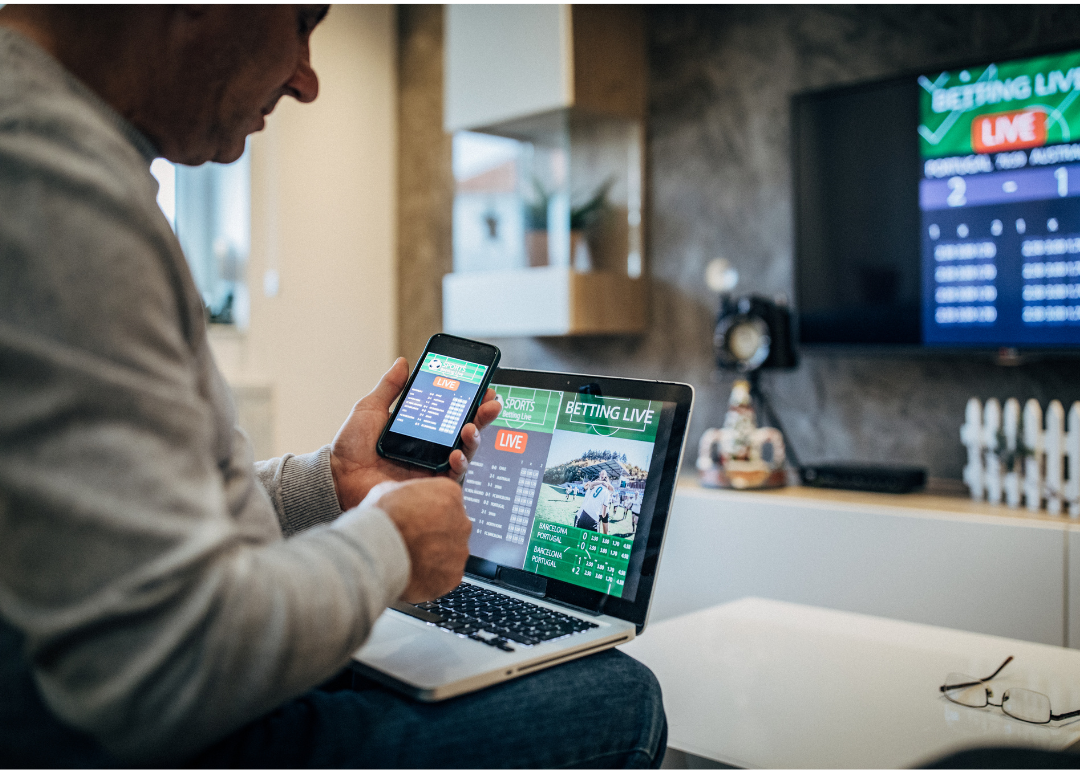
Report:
473,394,501,431
461,422,482,454
358,357,409,413
458,423,481,460
437,388,499,483
447,448,469,482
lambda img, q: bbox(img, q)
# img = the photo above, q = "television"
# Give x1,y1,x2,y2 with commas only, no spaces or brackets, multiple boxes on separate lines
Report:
794,45,1080,352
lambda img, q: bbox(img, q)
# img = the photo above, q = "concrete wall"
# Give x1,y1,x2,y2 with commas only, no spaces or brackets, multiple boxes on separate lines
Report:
211,5,398,458
397,5,453,368
635,5,1080,480
397,5,1080,481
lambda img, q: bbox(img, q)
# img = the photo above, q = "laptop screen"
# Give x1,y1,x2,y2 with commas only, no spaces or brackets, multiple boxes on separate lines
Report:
462,374,685,606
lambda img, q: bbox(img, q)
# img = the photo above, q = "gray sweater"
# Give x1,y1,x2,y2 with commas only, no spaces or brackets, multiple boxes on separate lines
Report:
0,27,409,763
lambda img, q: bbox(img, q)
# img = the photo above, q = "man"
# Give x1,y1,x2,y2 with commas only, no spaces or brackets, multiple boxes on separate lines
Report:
0,6,666,767
564,482,577,502
631,490,643,535
574,470,616,534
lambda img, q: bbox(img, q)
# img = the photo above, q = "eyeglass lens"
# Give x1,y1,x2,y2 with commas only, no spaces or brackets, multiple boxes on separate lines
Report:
942,672,988,708
1002,688,1052,724
944,672,1053,724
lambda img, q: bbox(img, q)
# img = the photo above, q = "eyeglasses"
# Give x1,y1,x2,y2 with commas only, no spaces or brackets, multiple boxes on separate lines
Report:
940,656,1080,725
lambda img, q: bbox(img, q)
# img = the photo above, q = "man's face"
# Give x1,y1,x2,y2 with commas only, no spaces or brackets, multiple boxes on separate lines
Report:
600,471,608,481
152,5,327,165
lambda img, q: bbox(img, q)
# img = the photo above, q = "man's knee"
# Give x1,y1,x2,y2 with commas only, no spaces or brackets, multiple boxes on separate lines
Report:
594,649,664,712
535,649,667,766
589,650,667,767
601,650,666,739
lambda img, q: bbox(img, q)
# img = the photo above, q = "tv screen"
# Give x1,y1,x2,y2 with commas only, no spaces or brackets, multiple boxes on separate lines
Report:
794,46,1080,350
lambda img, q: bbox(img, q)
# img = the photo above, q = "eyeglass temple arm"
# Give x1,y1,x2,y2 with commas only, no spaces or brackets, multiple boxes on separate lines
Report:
939,656,1014,693
1051,708,1080,722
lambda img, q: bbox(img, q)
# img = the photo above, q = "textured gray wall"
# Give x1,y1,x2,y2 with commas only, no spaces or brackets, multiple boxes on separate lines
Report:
489,5,1080,480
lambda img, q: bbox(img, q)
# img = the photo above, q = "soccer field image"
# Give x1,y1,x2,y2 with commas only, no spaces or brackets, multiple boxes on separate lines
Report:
534,483,636,538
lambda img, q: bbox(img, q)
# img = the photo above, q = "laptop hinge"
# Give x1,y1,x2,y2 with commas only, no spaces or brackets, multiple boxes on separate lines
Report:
542,596,603,617
494,567,547,597
466,555,498,580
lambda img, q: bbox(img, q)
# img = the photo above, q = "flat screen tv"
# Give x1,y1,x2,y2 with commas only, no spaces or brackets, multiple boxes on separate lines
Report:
794,45,1080,351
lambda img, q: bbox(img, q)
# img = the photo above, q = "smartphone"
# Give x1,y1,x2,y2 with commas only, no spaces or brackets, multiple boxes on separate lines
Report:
377,334,501,472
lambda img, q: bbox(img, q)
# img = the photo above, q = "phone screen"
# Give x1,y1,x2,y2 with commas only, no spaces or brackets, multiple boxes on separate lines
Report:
386,352,490,447
378,334,501,470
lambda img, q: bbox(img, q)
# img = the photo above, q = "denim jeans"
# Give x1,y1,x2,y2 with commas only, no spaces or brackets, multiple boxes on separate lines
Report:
3,610,665,769
190,649,667,769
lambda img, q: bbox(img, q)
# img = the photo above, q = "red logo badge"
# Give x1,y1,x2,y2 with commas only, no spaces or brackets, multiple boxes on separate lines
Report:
432,376,460,391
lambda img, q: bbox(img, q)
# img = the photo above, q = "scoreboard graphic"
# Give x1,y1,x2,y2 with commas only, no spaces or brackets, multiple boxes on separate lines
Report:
388,353,488,447
917,49,1080,346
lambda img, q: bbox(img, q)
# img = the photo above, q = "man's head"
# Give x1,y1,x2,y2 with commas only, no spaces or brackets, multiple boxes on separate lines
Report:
0,5,328,164
599,471,609,481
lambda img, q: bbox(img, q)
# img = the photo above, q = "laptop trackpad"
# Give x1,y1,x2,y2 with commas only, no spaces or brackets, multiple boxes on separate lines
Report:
355,609,502,688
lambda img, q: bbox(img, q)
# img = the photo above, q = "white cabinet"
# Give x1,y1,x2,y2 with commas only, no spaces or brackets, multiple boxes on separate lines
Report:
650,483,1071,646
441,6,649,339
1070,529,1080,648
445,6,571,132
444,5,645,132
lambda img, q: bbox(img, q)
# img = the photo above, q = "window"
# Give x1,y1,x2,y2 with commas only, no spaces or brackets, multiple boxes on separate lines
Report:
150,148,251,326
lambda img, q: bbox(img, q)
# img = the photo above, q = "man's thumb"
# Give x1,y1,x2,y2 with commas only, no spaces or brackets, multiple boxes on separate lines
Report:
362,357,410,412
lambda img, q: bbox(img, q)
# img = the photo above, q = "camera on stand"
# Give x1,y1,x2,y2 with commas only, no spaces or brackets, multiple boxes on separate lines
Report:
713,294,797,372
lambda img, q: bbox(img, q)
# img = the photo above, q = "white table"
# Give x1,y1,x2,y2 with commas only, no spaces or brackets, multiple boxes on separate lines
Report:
623,598,1080,769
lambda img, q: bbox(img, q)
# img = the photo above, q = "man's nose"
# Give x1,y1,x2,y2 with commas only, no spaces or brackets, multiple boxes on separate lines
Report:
287,56,319,103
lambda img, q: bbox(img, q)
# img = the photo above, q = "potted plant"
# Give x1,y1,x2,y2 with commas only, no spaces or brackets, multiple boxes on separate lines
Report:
524,179,551,268
524,177,614,270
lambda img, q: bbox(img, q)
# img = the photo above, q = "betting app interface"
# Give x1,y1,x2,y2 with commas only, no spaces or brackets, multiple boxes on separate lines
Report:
919,49,1080,347
388,353,489,447
463,386,668,599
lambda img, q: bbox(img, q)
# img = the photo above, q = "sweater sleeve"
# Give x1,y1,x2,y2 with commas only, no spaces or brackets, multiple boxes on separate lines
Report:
254,445,345,536
0,69,409,763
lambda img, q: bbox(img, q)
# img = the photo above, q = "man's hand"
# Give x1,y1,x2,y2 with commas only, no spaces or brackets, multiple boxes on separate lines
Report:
329,357,501,511
377,478,471,603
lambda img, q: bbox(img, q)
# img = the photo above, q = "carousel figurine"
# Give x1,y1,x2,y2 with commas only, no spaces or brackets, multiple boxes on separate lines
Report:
697,379,786,489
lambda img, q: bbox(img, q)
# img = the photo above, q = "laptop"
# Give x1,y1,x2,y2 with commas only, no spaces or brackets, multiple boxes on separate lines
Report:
351,368,694,701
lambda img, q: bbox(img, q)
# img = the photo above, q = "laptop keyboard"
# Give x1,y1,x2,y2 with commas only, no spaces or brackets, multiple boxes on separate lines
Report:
395,582,599,652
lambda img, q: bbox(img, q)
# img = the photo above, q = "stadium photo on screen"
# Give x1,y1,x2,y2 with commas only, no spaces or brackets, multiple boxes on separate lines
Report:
533,430,652,539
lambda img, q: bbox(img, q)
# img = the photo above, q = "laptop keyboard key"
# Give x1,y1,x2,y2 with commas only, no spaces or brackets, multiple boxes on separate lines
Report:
396,583,600,652
499,629,539,645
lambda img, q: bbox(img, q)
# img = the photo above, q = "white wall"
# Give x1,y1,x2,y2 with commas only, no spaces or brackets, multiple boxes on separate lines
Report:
210,5,398,457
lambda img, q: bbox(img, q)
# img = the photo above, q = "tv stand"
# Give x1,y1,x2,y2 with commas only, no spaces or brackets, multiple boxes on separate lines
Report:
652,479,1080,647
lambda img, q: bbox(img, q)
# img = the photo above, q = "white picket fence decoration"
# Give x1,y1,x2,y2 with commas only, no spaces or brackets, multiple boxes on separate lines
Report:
961,397,1080,515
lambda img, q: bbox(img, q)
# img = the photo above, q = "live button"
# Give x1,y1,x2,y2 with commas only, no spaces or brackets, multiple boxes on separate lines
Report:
495,429,528,453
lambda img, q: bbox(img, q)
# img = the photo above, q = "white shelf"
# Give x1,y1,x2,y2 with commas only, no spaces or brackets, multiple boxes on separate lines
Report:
651,481,1077,647
442,267,646,337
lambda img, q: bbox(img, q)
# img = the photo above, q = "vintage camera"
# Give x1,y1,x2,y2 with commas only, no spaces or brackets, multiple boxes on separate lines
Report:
714,295,797,372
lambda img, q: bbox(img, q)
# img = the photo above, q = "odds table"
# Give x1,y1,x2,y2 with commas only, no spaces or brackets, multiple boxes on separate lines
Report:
623,597,1080,768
